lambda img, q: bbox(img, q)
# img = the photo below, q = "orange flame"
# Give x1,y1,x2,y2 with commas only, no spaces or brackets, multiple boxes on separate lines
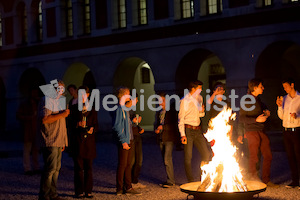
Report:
199,107,247,192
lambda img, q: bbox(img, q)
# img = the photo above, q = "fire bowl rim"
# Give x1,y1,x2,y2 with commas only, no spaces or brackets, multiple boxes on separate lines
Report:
180,180,267,195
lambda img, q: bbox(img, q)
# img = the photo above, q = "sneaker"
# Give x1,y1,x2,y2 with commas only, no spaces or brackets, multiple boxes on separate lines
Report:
285,182,299,189
132,182,146,189
116,190,123,196
125,188,142,195
160,182,175,188
266,181,280,188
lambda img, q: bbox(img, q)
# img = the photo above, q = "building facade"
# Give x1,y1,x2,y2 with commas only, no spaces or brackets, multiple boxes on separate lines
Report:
0,0,299,133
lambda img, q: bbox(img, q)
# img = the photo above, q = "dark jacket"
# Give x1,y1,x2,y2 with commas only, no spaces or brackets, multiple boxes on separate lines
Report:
155,107,180,143
73,105,98,159
129,110,143,138
67,99,78,156
239,94,267,132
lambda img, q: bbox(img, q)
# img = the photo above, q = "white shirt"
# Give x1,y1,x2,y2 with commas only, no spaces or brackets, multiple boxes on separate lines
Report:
277,91,300,128
178,93,205,137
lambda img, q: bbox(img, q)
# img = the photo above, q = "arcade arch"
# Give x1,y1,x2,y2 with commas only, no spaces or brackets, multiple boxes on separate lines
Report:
113,57,155,130
62,62,96,102
175,48,226,130
256,41,300,130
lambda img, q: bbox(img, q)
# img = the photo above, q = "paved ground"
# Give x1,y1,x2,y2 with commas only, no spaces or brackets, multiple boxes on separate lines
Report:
0,132,300,200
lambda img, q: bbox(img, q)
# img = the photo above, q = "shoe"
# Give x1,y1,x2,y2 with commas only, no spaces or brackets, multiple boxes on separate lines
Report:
132,182,146,189
75,194,84,199
285,182,299,189
266,182,279,188
160,182,175,188
85,193,94,198
125,188,142,195
116,190,123,196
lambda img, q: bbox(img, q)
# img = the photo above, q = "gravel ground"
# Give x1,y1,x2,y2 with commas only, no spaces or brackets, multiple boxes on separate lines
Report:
0,132,300,200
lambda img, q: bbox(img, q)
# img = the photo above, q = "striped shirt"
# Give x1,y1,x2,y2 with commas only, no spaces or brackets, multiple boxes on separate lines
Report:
39,97,68,147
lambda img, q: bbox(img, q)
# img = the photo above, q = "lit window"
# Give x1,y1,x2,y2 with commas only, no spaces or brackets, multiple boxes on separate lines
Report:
181,0,194,18
38,1,42,41
138,0,147,25
84,0,91,34
66,0,73,36
291,0,298,2
118,0,127,28
264,0,272,6
208,0,222,14
208,0,217,14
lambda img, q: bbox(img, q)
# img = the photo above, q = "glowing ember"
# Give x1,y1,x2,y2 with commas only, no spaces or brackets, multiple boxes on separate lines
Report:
198,107,248,192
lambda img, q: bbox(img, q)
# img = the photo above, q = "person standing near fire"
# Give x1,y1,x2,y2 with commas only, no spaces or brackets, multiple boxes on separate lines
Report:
38,80,70,200
239,78,278,187
276,78,300,188
178,80,211,183
16,88,41,175
155,92,179,188
72,86,98,198
113,87,141,196
128,94,146,189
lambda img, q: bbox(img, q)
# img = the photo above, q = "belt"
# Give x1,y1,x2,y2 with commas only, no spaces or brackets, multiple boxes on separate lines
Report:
185,124,201,130
284,128,300,132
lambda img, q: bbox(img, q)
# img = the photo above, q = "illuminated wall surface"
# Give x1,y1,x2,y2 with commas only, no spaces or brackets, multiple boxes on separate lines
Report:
0,0,299,133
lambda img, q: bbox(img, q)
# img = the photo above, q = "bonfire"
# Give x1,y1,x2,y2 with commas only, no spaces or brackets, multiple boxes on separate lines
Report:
198,107,248,192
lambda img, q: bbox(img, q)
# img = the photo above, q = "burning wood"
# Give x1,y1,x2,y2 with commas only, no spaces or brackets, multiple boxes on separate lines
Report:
197,107,248,193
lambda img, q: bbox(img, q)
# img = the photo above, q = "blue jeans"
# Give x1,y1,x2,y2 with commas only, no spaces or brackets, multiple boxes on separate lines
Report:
160,141,175,184
39,147,62,200
184,128,211,182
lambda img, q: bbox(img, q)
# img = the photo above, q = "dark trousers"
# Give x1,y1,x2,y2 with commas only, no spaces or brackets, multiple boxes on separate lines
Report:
131,136,143,184
116,142,134,192
160,141,175,184
184,128,211,182
283,129,300,184
245,131,272,183
73,157,93,195
39,147,62,200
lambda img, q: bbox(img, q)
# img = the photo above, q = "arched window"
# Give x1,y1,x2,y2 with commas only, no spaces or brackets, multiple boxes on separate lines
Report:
83,0,91,34
181,0,194,18
37,1,42,41
138,0,147,25
118,0,126,28
66,0,73,36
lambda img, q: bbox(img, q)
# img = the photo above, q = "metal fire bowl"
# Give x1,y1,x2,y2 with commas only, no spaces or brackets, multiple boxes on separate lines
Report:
180,180,266,200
